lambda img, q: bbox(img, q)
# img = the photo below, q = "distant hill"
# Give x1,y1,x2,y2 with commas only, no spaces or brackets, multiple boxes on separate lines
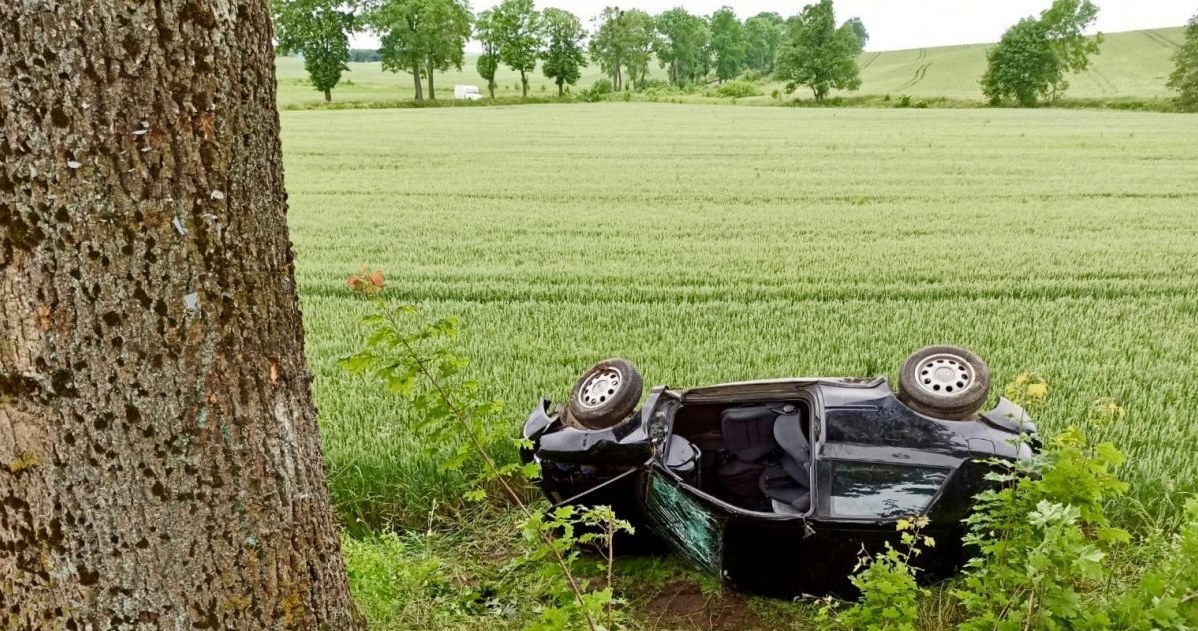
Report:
852,27,1185,100
275,26,1186,106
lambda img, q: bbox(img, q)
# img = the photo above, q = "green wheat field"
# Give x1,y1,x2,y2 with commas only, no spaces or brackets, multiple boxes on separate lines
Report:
283,104,1198,536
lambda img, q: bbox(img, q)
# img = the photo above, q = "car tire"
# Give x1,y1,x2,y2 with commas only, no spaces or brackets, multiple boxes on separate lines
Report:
897,345,990,420
567,358,643,430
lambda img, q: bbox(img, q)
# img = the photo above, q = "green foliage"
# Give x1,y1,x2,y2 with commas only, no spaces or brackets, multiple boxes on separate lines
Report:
653,8,710,87
475,10,501,98
743,12,785,74
982,0,1101,106
1169,12,1198,112
775,0,862,101
818,517,931,631
844,16,869,50
826,378,1198,629
709,7,746,83
716,80,761,98
539,8,587,96
341,285,634,630
589,7,654,91
373,0,471,101
272,0,354,101
981,18,1057,106
494,0,541,97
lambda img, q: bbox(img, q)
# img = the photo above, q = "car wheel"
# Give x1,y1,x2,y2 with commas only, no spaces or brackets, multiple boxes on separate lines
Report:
567,358,643,430
897,345,990,420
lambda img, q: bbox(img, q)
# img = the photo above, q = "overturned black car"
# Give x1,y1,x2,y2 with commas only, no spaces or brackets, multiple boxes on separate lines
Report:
520,346,1037,599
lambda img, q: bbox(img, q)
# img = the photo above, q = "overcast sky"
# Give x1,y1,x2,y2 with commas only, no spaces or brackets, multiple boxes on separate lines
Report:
351,0,1193,52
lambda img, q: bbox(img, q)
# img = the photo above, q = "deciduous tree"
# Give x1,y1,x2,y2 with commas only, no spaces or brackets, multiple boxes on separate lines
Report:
273,0,356,102
981,0,1101,106
1168,11,1198,111
540,8,587,96
654,8,710,86
620,9,656,90
475,9,501,98
775,0,862,101
422,0,473,100
709,7,746,83
590,7,652,91
744,12,785,74
375,0,431,99
494,0,541,97
0,1,360,628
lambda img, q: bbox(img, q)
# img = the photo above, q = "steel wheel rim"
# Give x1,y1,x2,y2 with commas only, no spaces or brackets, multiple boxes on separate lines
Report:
578,367,623,409
915,353,974,397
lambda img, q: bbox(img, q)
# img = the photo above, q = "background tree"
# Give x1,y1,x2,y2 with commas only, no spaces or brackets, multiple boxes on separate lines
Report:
374,0,431,100
494,0,541,97
709,7,746,83
422,0,473,100
620,9,656,90
981,0,1101,106
589,7,654,91
1039,0,1102,101
744,12,785,74
844,16,869,50
273,0,355,102
654,8,710,86
475,9,501,98
1169,11,1198,112
540,8,587,96
0,1,359,627
775,0,862,101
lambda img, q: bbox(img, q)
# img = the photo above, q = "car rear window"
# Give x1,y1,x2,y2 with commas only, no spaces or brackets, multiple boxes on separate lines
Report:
830,461,948,518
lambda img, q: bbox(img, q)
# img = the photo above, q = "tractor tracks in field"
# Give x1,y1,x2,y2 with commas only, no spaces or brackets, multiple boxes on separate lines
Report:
861,51,881,70
1142,30,1181,50
896,61,933,91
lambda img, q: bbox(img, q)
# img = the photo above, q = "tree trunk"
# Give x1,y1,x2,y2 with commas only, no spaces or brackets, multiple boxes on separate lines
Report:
427,61,436,100
0,2,361,629
520,69,528,97
412,64,424,101
488,79,495,99
324,87,332,103
558,80,564,97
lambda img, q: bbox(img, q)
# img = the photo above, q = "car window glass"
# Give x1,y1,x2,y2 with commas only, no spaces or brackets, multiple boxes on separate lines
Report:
830,461,947,518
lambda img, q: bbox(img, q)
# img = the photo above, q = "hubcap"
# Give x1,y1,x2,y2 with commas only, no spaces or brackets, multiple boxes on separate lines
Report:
578,367,623,409
915,353,974,397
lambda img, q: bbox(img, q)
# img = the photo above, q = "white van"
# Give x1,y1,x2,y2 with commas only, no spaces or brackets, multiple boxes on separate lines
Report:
454,85,484,100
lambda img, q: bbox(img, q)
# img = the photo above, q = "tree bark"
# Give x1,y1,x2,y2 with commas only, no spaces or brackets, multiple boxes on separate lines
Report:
0,2,361,629
324,87,332,103
558,80,564,97
412,64,424,100
426,60,436,100
519,69,528,97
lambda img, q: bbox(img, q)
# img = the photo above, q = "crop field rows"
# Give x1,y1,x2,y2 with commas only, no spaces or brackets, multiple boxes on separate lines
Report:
281,104,1198,529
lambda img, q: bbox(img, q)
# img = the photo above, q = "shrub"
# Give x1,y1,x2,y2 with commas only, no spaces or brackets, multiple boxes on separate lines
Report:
896,94,913,108
716,80,762,98
590,78,613,95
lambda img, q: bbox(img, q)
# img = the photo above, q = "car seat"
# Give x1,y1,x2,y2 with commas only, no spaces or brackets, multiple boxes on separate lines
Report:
760,409,811,514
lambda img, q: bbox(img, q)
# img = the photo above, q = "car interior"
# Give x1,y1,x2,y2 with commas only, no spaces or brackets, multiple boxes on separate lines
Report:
663,401,813,515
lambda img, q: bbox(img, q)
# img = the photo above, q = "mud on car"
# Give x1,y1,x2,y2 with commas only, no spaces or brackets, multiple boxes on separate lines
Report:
520,346,1037,599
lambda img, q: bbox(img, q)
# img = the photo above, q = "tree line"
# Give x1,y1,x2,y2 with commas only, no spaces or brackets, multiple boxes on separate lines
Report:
273,0,868,102
274,0,1198,110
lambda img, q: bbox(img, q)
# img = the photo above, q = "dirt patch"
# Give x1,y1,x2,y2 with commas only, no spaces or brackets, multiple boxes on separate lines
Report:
640,581,759,630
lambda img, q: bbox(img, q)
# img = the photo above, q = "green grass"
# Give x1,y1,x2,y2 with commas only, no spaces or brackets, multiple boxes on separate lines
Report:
276,26,1188,107
285,103,1198,535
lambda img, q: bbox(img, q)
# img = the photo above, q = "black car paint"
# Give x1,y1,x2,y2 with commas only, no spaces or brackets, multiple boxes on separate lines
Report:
521,378,1035,599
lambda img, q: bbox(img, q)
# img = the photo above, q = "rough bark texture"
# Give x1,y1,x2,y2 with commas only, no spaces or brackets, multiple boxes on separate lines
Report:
411,64,423,100
0,2,360,629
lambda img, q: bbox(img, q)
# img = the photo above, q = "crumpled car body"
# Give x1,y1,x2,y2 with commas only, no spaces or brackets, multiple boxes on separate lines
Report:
520,377,1036,599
